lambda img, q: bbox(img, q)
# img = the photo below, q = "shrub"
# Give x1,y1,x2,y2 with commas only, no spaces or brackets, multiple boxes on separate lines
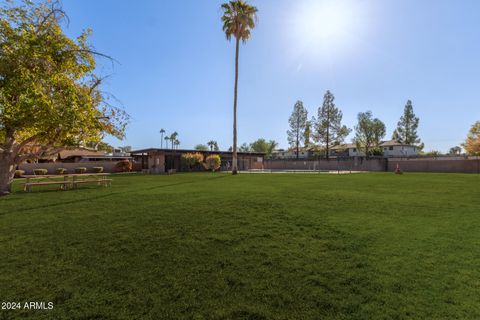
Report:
75,167,87,174
14,170,25,178
115,160,132,172
33,169,48,175
56,168,67,175
181,152,204,171
203,154,221,172
93,167,104,173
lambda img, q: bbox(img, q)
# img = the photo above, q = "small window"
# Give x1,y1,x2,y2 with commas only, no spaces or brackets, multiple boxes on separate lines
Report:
384,147,387,151
389,146,394,150
353,148,357,152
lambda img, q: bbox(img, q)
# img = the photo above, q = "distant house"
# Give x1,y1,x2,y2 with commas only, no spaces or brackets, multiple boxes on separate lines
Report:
330,140,418,157
58,148,107,162
271,149,310,159
330,144,358,157
380,140,418,157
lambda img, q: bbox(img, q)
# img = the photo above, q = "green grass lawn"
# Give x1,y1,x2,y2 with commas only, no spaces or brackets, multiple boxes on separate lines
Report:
1,173,479,319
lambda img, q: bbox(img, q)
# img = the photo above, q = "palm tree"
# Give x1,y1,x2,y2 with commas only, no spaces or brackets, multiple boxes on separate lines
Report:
207,140,217,151
164,136,170,149
174,139,180,150
221,0,258,174
169,132,178,150
160,128,166,148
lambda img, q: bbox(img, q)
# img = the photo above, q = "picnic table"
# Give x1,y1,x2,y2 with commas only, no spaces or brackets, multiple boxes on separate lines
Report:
22,173,112,192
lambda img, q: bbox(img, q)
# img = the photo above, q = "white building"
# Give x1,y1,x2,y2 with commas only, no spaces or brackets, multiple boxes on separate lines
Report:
380,140,418,157
330,140,418,157
271,149,310,159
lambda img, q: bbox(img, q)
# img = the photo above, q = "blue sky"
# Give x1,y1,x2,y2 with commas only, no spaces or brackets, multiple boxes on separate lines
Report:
63,0,480,152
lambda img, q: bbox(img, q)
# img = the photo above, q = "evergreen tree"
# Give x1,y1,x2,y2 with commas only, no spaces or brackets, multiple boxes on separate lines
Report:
392,100,423,149
287,101,308,159
314,91,350,159
304,118,313,148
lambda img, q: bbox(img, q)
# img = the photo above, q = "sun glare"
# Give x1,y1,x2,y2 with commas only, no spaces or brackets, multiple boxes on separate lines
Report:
288,0,368,62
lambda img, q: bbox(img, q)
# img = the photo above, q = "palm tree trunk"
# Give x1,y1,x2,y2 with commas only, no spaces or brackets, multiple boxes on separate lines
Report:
232,37,240,175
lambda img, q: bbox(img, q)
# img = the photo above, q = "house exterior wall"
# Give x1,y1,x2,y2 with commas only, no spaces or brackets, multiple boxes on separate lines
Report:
383,146,417,157
272,151,309,159
148,152,165,173
348,148,364,157
343,146,417,157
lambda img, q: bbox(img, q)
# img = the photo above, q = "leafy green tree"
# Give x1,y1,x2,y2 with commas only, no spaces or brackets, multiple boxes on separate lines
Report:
249,138,278,155
313,91,351,159
0,1,127,194
239,143,251,152
353,111,386,156
392,100,423,149
221,0,257,175
448,146,462,155
463,121,480,155
195,144,209,151
287,101,308,159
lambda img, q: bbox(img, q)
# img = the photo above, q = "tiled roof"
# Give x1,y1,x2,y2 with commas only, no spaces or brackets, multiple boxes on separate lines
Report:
331,143,356,150
58,148,106,159
379,140,415,147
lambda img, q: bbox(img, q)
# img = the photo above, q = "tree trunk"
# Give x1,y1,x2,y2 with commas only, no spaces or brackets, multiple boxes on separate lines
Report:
232,37,240,175
0,154,15,196
326,129,330,160
296,130,299,159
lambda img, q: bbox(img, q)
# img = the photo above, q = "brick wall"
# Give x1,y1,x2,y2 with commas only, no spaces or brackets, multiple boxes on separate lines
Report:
264,158,387,172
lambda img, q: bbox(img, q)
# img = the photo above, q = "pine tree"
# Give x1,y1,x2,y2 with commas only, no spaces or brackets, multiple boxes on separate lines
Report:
287,101,308,159
304,118,313,148
314,91,351,159
392,100,423,149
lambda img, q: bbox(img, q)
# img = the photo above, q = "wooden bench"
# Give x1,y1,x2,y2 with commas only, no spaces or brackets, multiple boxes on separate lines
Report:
72,179,112,188
22,173,112,192
24,181,71,192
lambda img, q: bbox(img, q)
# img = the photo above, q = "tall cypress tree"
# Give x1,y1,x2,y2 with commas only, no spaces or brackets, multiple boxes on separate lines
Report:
287,101,308,159
392,100,423,149
314,91,351,159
